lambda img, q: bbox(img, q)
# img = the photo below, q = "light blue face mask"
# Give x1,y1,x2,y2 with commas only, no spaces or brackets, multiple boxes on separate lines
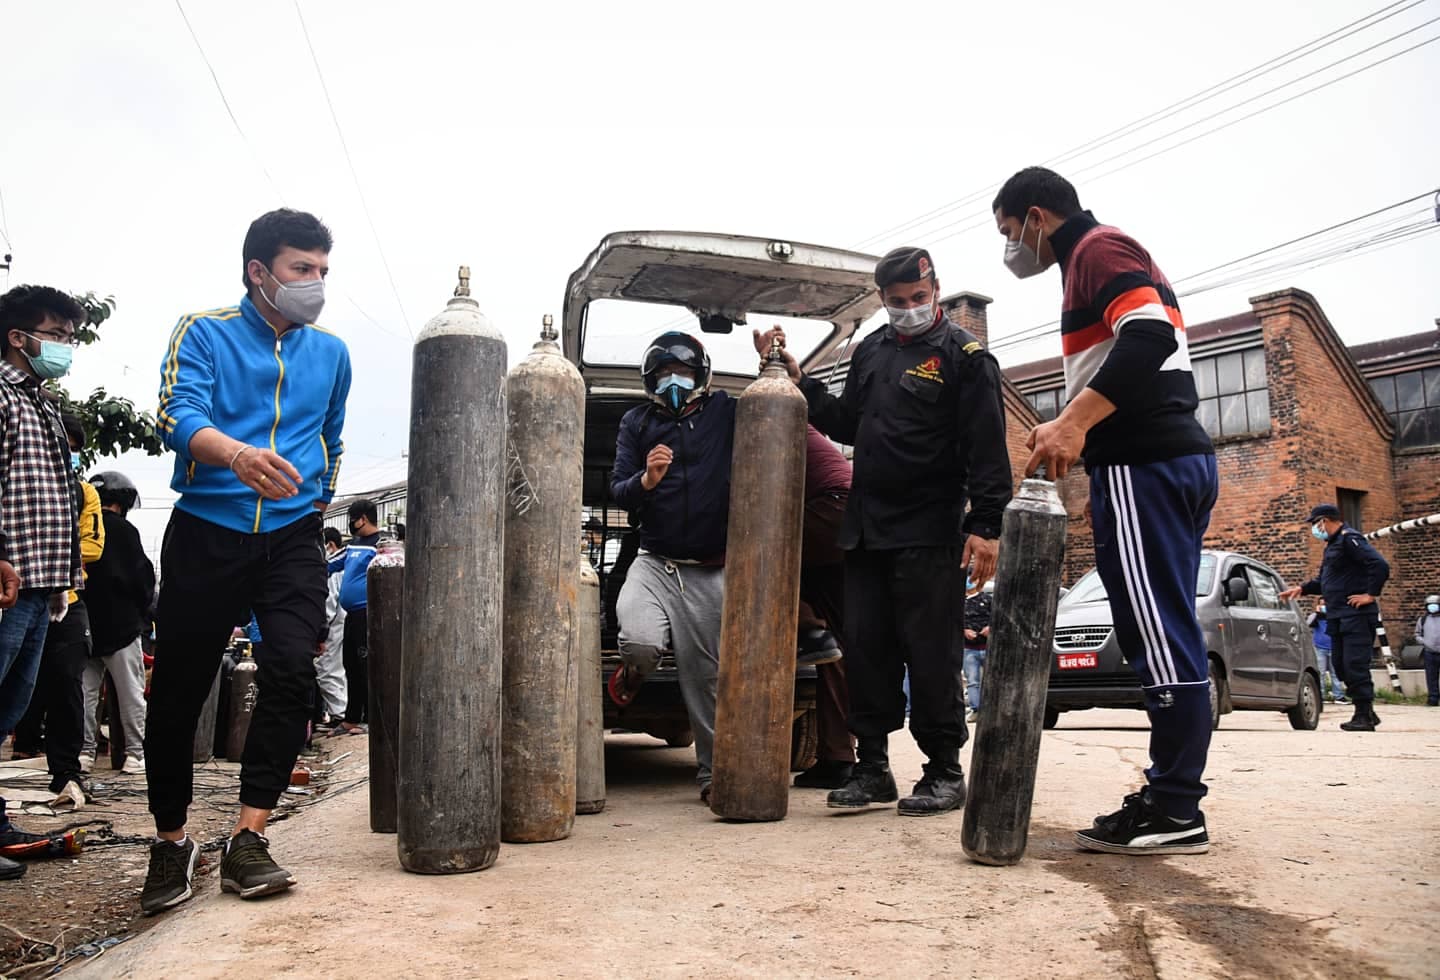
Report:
655,372,696,413
1429,603,1439,614
1311,524,1329,542
21,333,73,379
70,452,81,471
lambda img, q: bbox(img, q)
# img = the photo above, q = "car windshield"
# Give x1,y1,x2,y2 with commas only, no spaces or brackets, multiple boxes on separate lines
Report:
582,299,839,375
1064,554,1217,604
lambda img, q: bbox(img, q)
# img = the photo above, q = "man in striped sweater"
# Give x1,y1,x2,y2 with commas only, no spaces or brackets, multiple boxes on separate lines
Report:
994,167,1218,856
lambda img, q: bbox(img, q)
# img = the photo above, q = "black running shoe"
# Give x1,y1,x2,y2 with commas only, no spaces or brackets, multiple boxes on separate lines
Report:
0,855,25,881
1074,790,1209,855
797,628,843,667
140,837,199,914
220,830,296,899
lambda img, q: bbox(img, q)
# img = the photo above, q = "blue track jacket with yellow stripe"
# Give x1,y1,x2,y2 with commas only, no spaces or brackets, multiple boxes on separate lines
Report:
157,295,351,534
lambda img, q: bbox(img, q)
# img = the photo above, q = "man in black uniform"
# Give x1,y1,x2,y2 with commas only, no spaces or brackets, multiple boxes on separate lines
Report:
755,246,1011,816
1280,503,1390,731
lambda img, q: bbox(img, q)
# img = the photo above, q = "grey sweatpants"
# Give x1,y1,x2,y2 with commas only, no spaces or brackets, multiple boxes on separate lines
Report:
617,554,723,787
82,638,147,762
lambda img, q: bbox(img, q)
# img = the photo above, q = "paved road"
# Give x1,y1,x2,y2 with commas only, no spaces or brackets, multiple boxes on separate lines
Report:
74,706,1440,979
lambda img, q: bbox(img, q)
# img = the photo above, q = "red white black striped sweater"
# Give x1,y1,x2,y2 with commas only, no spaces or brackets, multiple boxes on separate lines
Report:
1051,211,1213,467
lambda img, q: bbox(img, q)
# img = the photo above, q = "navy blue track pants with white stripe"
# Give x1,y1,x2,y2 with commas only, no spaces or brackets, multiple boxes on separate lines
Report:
1090,453,1219,820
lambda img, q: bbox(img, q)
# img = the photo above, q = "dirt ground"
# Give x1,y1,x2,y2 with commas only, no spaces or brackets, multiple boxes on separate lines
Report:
0,738,357,976
15,705,1440,978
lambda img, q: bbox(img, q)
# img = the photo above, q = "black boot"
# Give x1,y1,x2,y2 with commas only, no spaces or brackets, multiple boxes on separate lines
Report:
827,736,897,808
1340,702,1375,732
899,744,967,816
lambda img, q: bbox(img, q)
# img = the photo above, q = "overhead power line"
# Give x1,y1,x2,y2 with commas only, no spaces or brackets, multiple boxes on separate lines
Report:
919,30,1440,250
174,0,286,201
852,0,1438,252
292,0,414,339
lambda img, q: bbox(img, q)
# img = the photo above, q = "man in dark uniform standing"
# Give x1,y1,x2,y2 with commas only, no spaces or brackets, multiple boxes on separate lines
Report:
1280,503,1390,731
755,246,1011,817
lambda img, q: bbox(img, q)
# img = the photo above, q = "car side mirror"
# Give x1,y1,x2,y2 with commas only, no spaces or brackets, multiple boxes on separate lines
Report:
1224,577,1249,605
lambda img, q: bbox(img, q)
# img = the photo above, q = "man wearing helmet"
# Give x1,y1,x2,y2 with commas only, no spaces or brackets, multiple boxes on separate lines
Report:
1417,592,1440,708
609,331,733,803
78,471,154,776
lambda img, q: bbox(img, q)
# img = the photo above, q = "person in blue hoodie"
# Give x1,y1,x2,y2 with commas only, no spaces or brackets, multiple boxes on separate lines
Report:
141,208,350,915
328,498,384,734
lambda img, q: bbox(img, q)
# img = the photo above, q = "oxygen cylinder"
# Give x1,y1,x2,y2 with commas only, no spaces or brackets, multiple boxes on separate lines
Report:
962,476,1068,866
398,268,507,874
192,664,221,763
367,543,404,833
709,346,808,822
225,655,258,762
501,315,585,843
575,555,606,815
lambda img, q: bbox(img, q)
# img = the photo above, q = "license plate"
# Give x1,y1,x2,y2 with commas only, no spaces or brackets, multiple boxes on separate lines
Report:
1057,652,1098,670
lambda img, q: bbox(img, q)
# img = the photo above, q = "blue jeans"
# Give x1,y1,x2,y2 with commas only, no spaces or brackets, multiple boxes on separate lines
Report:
963,647,986,711
0,592,53,734
1315,646,1345,700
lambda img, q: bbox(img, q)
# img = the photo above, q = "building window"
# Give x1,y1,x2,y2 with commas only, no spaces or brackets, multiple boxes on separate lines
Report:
1025,386,1063,422
1337,488,1365,531
1369,366,1440,449
1193,347,1270,439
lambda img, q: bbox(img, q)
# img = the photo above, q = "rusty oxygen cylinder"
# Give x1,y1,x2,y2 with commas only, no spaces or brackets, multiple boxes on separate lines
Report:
575,554,606,815
709,341,808,821
962,475,1068,866
398,268,507,874
192,665,222,763
225,653,258,762
501,314,585,843
367,540,404,834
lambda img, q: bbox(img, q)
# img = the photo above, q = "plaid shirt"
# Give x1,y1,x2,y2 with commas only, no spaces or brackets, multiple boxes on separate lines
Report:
0,361,81,591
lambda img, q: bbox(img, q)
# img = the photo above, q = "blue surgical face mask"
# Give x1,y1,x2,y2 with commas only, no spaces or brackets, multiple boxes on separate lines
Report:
70,452,81,471
21,333,73,379
656,372,696,412
1429,603,1439,614
887,303,935,335
1311,524,1329,542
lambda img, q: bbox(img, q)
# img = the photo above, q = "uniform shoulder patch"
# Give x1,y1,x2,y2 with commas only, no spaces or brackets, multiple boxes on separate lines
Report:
962,341,983,355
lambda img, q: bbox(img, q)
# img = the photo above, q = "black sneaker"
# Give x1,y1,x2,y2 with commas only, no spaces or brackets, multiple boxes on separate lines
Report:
793,760,853,789
1075,791,1209,855
897,763,967,817
220,830,296,899
140,837,200,914
0,855,25,881
826,763,899,808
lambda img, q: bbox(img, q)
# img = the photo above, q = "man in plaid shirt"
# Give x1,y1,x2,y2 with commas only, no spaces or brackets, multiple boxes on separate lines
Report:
0,284,85,882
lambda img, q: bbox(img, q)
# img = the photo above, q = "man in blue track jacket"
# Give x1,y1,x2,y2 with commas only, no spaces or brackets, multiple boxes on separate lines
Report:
141,209,351,914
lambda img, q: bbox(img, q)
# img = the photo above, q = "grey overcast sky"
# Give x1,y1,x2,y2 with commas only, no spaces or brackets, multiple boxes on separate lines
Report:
1,0,1437,558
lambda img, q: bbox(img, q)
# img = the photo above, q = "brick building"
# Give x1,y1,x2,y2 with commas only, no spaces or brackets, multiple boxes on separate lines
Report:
1002,290,1440,623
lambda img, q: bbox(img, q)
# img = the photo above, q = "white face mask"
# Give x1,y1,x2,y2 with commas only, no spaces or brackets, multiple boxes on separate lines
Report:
1003,212,1054,279
887,303,934,335
261,267,327,324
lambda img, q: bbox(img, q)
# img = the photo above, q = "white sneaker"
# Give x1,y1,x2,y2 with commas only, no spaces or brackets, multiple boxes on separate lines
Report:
966,711,979,723
77,753,94,773
121,756,146,775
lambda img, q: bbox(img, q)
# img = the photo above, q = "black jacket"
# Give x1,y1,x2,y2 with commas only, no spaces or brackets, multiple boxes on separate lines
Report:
1300,524,1390,620
799,316,1011,550
84,511,156,656
611,392,736,562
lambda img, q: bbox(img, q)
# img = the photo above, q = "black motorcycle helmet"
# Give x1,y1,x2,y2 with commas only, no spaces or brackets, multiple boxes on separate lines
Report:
641,331,711,415
90,470,140,515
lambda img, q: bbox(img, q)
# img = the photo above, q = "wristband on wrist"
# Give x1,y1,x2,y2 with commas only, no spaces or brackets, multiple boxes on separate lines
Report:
229,445,256,471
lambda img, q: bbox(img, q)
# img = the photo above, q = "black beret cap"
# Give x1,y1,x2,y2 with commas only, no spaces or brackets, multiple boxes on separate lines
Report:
1303,503,1341,524
874,247,936,288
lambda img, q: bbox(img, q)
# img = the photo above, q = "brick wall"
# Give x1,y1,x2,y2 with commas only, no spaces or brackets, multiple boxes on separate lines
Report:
1390,449,1440,629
